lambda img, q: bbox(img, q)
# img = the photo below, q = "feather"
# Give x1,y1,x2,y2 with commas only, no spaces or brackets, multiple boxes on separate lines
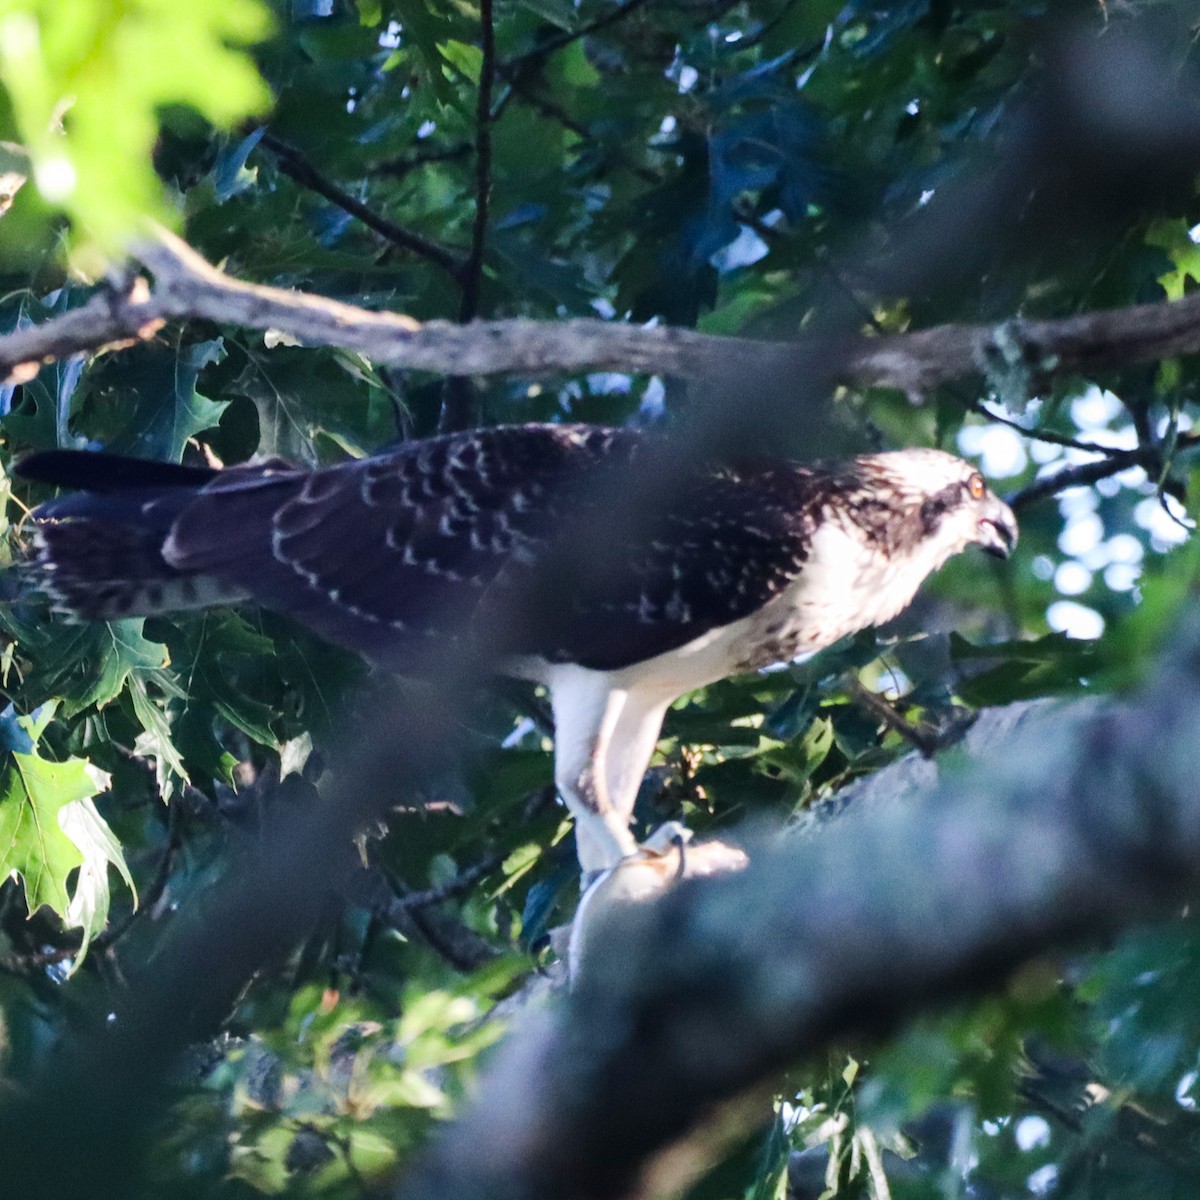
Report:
16,426,1017,671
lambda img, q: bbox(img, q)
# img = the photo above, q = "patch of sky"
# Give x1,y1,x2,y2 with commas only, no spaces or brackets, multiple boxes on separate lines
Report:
1135,493,1192,551
1157,410,1193,436
1031,555,1055,581
711,225,770,271
1015,1115,1051,1151
1054,561,1091,596
585,373,632,394
638,377,666,421
1027,1164,1059,1196
957,422,1028,477
1047,600,1105,640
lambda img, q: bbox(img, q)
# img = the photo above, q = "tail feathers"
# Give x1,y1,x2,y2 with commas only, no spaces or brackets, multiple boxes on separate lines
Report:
15,449,219,492
31,519,249,621
16,449,298,620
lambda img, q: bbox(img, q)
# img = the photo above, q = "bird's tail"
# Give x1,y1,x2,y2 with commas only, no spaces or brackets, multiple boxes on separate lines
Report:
15,450,250,620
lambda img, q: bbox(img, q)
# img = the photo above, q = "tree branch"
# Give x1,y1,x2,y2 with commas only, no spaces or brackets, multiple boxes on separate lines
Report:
259,133,468,280
1008,431,1200,510
394,620,1200,1200
5,231,1200,411
439,0,497,433
500,0,653,78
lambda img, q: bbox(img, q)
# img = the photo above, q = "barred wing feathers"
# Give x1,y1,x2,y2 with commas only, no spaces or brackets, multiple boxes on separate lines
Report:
21,425,830,673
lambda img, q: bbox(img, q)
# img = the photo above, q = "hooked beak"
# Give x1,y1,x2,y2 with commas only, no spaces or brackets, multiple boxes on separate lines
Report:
977,497,1018,559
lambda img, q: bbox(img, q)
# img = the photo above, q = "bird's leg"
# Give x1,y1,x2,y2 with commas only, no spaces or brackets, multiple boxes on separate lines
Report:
550,669,639,873
603,690,673,834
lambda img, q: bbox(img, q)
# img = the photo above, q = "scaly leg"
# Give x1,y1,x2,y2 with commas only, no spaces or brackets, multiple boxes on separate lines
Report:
550,666,640,873
603,689,673,833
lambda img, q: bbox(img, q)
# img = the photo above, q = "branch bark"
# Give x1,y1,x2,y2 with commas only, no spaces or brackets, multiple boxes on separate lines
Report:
394,619,1200,1200
4,231,1200,409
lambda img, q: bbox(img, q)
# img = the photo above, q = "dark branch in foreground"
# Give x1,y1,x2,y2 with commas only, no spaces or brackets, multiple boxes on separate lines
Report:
394,616,1200,1200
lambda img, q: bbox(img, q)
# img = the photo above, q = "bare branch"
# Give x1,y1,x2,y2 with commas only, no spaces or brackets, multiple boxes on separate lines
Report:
1008,432,1200,510
439,0,497,433
258,133,468,279
5,232,1200,407
372,142,472,180
501,0,653,77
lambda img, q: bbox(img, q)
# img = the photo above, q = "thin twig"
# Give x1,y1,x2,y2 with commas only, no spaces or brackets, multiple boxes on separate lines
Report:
1006,436,1200,510
1008,450,1148,509
461,0,495,326
500,0,652,77
840,673,943,757
439,0,497,433
384,854,504,917
504,78,660,183
734,0,810,50
974,403,1119,453
259,133,467,280
373,142,472,179
407,905,501,971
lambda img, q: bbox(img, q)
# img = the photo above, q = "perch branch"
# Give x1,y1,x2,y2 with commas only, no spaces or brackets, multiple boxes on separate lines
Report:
3,232,1200,412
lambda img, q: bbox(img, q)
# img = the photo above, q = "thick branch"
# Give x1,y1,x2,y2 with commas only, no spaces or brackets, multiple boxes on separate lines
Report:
4,232,1200,406
396,621,1200,1200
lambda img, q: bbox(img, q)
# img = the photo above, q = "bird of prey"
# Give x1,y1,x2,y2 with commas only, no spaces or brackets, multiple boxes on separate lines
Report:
16,424,1017,874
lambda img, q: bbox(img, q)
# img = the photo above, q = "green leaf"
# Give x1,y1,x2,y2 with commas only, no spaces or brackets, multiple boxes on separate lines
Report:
517,0,576,32
60,793,136,970
129,675,190,799
439,39,483,85
0,0,273,255
355,0,383,25
1146,218,1200,301
109,339,230,463
60,618,171,715
0,707,111,920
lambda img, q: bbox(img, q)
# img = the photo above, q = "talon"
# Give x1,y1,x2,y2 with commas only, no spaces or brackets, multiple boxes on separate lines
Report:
638,820,693,857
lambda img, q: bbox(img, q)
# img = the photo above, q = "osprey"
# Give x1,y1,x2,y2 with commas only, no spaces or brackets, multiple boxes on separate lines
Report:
16,425,1016,873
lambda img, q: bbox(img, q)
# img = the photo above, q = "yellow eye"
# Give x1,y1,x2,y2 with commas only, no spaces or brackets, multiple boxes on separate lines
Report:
967,472,986,500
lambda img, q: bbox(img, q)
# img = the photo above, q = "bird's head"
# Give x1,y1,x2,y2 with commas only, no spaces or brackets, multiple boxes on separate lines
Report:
858,449,1019,560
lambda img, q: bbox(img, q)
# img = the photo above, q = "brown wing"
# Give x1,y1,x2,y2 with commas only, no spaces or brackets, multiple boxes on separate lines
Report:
162,425,833,672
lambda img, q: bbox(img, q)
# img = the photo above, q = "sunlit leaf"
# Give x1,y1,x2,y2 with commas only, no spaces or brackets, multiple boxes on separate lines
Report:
0,0,273,256
0,704,118,932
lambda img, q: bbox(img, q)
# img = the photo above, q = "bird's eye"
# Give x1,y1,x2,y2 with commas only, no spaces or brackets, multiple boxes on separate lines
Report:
966,472,986,500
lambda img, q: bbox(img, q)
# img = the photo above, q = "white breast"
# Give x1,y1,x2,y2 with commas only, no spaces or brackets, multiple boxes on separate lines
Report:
510,516,959,700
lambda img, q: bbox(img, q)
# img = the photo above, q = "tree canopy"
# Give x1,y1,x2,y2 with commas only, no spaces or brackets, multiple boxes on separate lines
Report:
2,1,1200,1198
